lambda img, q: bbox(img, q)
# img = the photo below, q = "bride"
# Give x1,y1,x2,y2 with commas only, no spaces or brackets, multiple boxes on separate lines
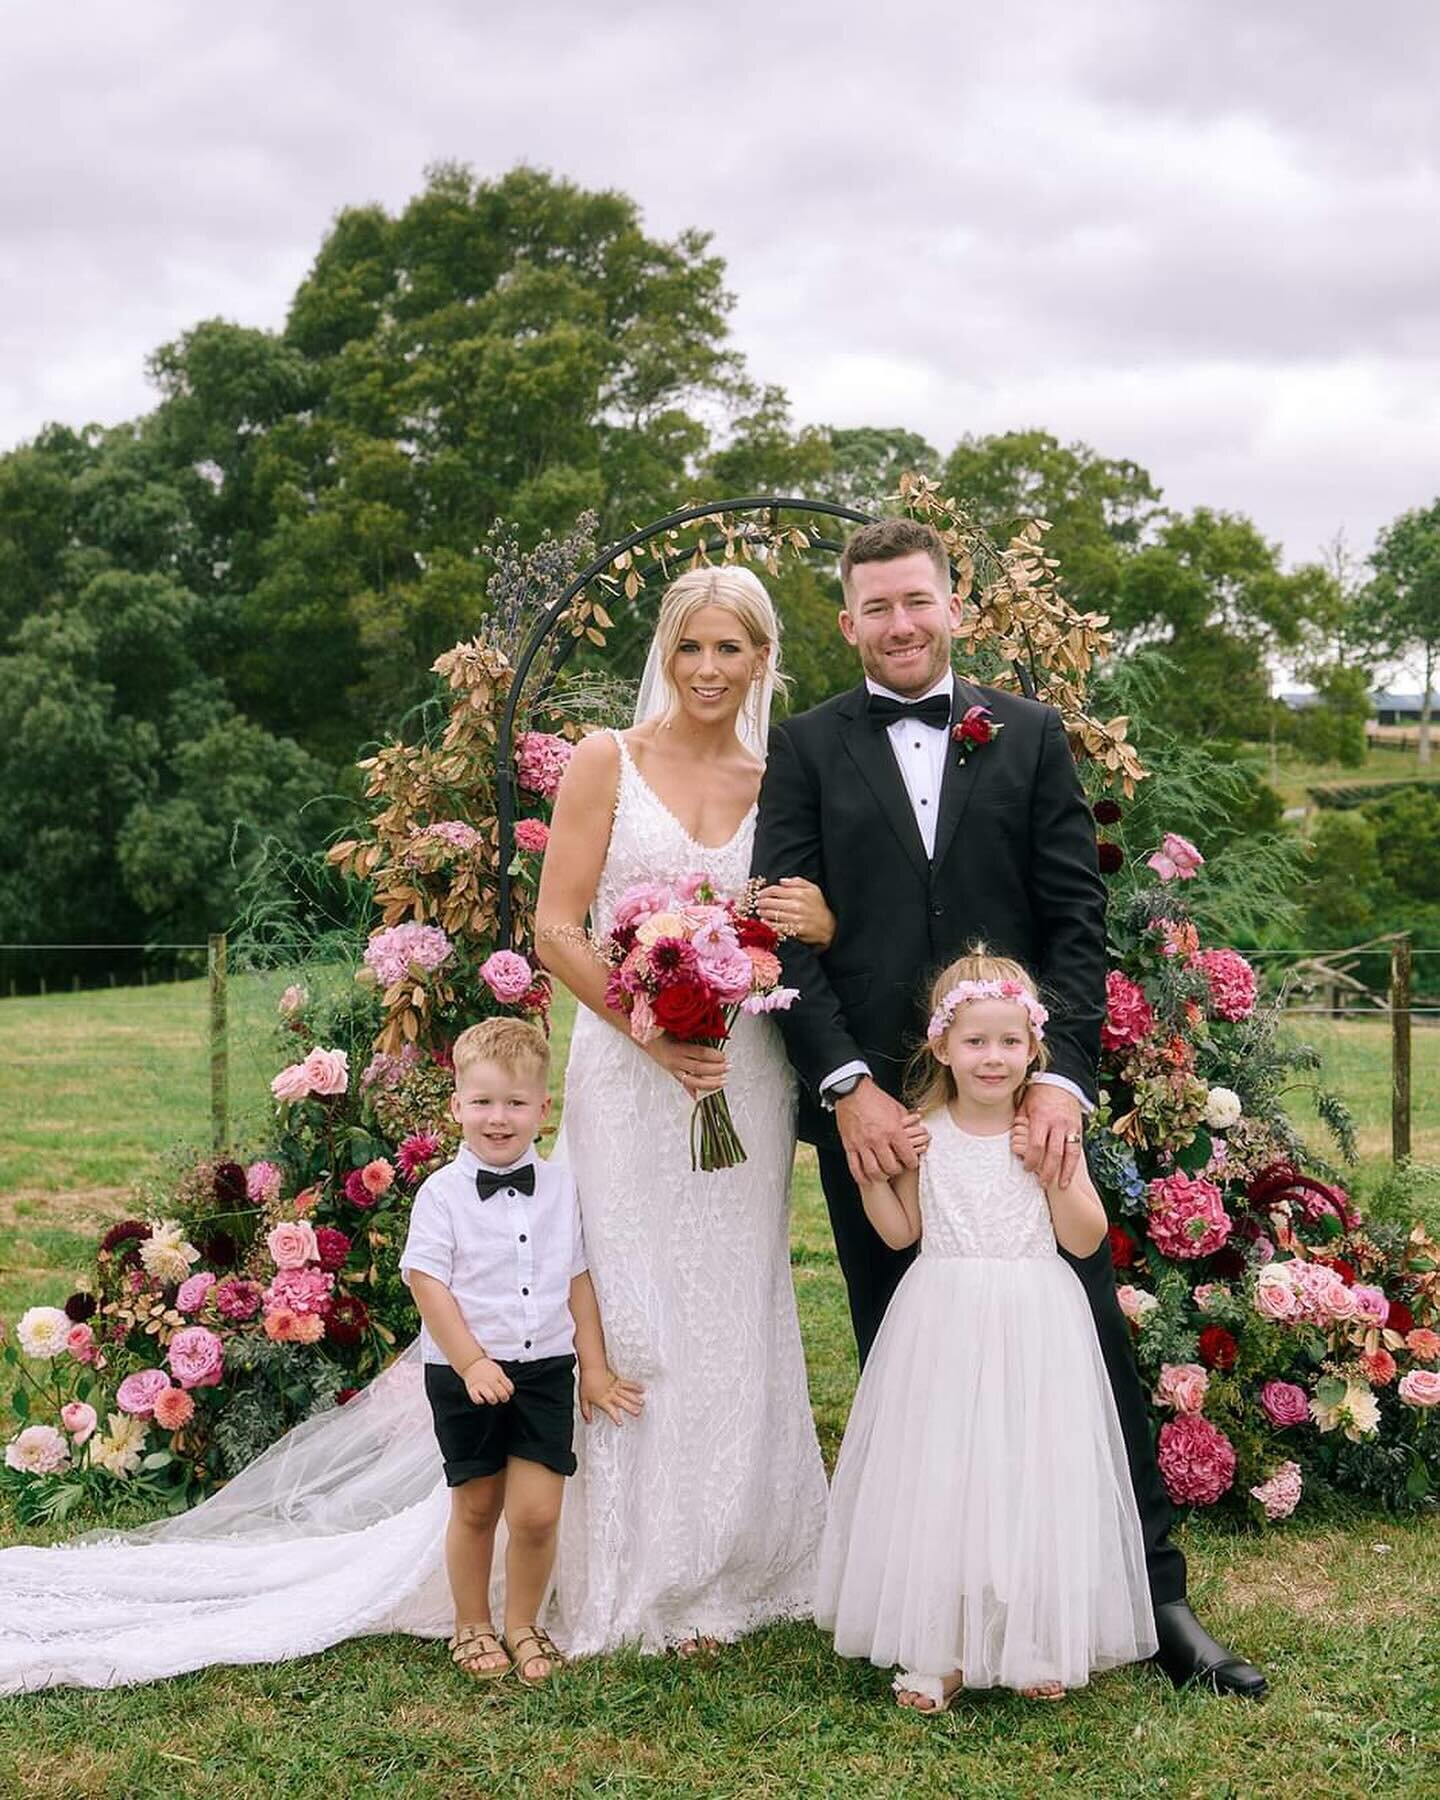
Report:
0,566,833,1692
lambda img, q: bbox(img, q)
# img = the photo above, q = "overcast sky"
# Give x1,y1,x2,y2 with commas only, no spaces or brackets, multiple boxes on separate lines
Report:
3,0,1438,573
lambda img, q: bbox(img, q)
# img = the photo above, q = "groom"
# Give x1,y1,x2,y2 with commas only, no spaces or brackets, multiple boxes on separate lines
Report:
752,517,1265,1698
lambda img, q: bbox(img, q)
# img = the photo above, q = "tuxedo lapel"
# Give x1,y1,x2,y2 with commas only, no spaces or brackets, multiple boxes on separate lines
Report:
837,686,930,884
930,676,992,873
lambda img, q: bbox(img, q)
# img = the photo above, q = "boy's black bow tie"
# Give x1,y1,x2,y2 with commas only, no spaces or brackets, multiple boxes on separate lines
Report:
866,692,952,729
476,1164,535,1200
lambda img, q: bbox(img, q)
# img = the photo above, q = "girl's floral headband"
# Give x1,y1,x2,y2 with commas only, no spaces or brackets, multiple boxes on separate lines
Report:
927,978,1049,1044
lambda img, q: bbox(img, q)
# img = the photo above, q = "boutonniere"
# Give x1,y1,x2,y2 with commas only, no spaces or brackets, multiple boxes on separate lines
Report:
951,705,1003,764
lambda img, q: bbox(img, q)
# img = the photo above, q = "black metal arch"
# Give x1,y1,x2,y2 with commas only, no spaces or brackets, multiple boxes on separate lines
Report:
496,495,876,947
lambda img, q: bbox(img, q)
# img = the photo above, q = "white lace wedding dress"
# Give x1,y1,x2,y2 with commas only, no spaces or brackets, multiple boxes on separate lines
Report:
0,733,826,1692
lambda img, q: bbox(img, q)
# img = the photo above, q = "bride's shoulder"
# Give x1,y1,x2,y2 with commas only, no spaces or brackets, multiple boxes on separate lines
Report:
558,728,622,799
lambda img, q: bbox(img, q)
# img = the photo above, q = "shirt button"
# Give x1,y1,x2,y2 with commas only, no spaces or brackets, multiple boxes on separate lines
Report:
920,797,929,806
519,1234,527,1243
506,1188,515,1197
932,903,945,916
524,1339,532,1349
521,1286,529,1296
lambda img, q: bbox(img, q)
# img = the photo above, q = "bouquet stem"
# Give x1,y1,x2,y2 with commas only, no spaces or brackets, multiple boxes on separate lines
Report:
690,1088,747,1172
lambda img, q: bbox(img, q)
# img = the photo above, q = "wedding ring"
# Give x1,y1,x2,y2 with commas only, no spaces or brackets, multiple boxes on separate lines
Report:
1065,1131,1083,1144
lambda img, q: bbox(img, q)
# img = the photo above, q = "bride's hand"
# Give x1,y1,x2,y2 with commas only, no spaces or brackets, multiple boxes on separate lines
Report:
756,876,836,950
646,1034,729,1099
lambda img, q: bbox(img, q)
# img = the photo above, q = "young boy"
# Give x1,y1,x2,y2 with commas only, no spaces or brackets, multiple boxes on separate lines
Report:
401,1016,642,1685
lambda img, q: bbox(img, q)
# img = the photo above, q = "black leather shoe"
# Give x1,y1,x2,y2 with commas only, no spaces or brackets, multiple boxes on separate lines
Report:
1151,1600,1267,1698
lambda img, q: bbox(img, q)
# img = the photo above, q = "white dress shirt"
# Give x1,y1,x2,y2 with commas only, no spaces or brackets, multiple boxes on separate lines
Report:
401,1143,587,1364
820,669,1091,1112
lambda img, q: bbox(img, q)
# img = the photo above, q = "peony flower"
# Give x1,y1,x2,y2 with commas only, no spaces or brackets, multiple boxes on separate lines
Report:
1360,1349,1398,1387
271,1060,313,1103
515,730,573,799
1146,1171,1232,1260
116,1368,172,1418
1350,1285,1390,1328
364,923,453,989
60,1401,98,1445
1157,1414,1235,1505
1387,1300,1415,1335
360,1158,395,1198
17,1306,74,1360
1309,1381,1381,1440
90,1412,147,1478
1100,970,1154,1052
1204,1087,1243,1130
513,817,550,853
1195,948,1258,1022
1147,832,1205,882
1259,1380,1309,1428
397,1133,442,1182
479,949,534,1004
265,1268,333,1315
4,1424,70,1475
267,1220,319,1270
1406,1328,1440,1362
1250,1460,1303,1522
1398,1369,1440,1408
611,881,677,931
139,1220,201,1287
314,1226,352,1273
278,983,308,1018
1197,1325,1239,1370
152,1386,196,1431
1154,1363,1210,1414
301,1046,349,1097
213,1276,263,1321
176,1272,217,1314
1116,1284,1160,1327
246,1160,284,1207
167,1326,225,1390
65,1322,97,1363
696,944,756,1004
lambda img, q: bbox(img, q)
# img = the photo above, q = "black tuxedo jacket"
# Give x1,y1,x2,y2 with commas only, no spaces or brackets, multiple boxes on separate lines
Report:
751,675,1108,1145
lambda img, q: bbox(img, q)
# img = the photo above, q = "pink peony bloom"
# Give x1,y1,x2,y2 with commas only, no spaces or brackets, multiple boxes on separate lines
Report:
65,1322,97,1363
246,1160,283,1206
4,1424,70,1475
116,1368,172,1418
397,1133,442,1181
513,817,550,853
61,1401,98,1445
152,1387,195,1431
314,1226,352,1273
1250,1460,1303,1521
696,944,756,1003
1398,1369,1440,1408
267,1220,319,1270
213,1276,263,1321
168,1326,225,1390
1350,1285,1390,1327
1195,947,1258,1021
364,922,453,989
515,730,573,800
301,1046,349,1097
1146,1171,1232,1260
1406,1328,1440,1362
1259,1379,1309,1428
361,1158,395,1198
176,1271,217,1314
480,950,533,1004
344,1168,378,1209
1157,1413,1236,1506
611,881,677,931
265,1268,333,1316
270,1060,313,1103
1100,970,1155,1052
1147,832,1205,882
1290,1261,1357,1326
1154,1362,1210,1414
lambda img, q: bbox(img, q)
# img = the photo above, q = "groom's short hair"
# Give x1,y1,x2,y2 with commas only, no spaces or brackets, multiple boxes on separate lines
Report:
840,518,951,602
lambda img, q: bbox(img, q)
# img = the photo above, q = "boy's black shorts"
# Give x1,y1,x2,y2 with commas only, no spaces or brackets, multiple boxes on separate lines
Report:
423,1355,577,1485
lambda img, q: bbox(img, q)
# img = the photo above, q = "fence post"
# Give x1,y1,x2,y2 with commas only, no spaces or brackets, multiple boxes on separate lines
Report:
1391,934,1412,1164
209,932,228,1152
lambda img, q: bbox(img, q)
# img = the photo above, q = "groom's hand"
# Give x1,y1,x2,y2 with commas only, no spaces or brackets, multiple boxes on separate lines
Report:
836,1079,920,1185
1018,1084,1084,1189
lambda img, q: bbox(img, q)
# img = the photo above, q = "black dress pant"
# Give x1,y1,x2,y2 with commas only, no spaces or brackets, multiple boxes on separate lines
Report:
816,1140,1187,1609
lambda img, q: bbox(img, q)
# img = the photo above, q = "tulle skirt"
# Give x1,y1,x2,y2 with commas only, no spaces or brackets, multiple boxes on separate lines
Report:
815,1253,1157,1692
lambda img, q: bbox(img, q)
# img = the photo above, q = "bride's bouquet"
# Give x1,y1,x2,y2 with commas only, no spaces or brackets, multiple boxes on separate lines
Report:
601,875,799,1171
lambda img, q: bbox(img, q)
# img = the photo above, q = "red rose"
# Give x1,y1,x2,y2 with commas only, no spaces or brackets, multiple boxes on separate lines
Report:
954,705,995,745
1387,1299,1415,1335
1107,1223,1137,1269
336,1387,360,1407
1197,1325,1238,1370
1097,841,1124,874
737,915,780,952
651,980,728,1042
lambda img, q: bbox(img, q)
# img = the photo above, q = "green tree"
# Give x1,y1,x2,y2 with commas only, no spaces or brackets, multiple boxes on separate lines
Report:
1364,498,1440,764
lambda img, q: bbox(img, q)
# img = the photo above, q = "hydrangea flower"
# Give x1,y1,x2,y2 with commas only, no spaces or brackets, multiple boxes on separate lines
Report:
364,923,454,989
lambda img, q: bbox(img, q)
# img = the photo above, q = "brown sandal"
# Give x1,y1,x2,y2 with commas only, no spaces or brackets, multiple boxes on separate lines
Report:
448,1624,511,1681
506,1625,565,1686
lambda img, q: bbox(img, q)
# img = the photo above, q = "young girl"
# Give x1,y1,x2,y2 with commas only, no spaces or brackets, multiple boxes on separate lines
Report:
814,952,1158,1712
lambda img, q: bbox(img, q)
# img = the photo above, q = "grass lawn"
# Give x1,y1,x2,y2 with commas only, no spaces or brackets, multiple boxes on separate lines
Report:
1,982,1437,1796
1263,741,1440,812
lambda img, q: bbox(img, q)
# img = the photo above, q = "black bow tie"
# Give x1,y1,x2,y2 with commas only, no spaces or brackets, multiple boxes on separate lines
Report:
476,1163,535,1201
866,692,952,730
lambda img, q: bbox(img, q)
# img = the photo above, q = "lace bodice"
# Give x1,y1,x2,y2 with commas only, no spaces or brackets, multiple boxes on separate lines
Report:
590,731,758,933
918,1109,1058,1260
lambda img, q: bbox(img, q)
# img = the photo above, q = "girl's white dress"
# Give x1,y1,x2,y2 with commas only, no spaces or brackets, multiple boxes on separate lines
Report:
814,1109,1157,1695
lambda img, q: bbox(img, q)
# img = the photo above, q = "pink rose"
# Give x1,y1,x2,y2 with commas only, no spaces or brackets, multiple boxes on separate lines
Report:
1194,948,1258,1022
1100,969,1155,1052
1157,1413,1236,1506
116,1368,172,1418
1250,1460,1303,1521
270,1060,312,1103
176,1271,217,1314
1397,1369,1440,1408
1147,832,1205,882
360,1158,395,1198
1350,1285,1390,1328
152,1387,195,1431
267,1220,319,1270
1259,1380,1309,1428
1154,1362,1210,1415
1253,1264,1300,1321
167,1325,225,1390
278,984,308,1018
513,817,550,853
61,1401,98,1444
65,1322,97,1363
1146,1171,1232,1260
1116,1284,1160,1326
301,1047,349,1097
480,950,533,1004
246,1160,283,1206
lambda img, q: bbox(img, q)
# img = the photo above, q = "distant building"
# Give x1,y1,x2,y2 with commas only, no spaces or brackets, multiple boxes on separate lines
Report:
1372,692,1438,726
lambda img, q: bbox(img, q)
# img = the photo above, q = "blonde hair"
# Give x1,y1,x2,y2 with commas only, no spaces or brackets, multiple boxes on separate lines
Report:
906,947,1049,1115
452,1016,550,1087
652,565,787,730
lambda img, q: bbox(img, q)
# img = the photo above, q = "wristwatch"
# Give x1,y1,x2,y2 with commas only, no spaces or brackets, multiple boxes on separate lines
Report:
824,1071,868,1105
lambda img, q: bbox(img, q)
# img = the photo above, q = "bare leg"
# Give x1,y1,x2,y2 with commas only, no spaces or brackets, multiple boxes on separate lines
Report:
502,1457,566,1683
895,1670,965,1712
446,1473,509,1674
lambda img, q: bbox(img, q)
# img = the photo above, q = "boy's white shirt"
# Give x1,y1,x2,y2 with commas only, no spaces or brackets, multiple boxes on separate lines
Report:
400,1142,586,1365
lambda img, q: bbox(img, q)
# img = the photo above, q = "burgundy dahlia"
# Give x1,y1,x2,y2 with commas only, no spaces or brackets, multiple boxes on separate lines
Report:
64,1292,98,1322
213,1161,249,1207
1097,841,1124,874
314,1227,353,1273
1093,798,1123,825
323,1294,370,1348
200,1229,239,1269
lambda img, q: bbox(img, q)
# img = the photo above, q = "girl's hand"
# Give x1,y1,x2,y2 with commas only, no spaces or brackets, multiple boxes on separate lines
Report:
646,1033,729,1099
1009,1114,1032,1162
580,1365,646,1425
903,1112,931,1159
462,1356,515,1406
756,876,836,950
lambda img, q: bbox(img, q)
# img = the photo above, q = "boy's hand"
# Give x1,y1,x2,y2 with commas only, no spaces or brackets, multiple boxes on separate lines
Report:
462,1356,515,1405
1009,1114,1032,1161
902,1111,931,1159
579,1365,645,1426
